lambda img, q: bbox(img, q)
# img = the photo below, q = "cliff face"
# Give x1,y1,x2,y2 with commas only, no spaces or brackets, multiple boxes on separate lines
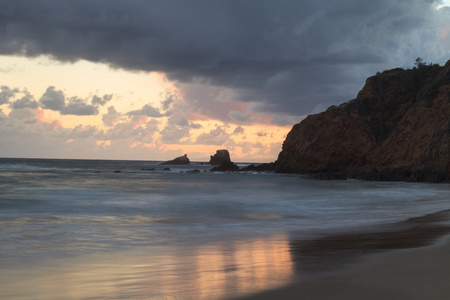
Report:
276,60,450,182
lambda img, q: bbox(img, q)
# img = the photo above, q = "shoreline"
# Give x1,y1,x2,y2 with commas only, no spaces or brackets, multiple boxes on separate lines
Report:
241,235,450,300
239,210,450,300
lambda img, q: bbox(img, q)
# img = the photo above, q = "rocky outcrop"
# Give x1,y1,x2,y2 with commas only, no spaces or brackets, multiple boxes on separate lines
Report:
211,161,240,172
209,149,232,165
275,61,450,182
160,154,190,165
240,162,276,172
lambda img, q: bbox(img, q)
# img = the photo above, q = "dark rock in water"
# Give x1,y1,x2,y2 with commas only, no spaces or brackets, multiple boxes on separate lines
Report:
162,168,171,171
275,60,450,182
241,162,276,172
209,149,231,165
211,161,240,172
114,170,122,173
208,149,238,171
186,169,201,174
160,154,190,165
141,168,155,171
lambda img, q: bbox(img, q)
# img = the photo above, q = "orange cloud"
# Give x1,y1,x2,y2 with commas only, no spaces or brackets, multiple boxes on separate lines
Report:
43,119,63,131
96,140,111,147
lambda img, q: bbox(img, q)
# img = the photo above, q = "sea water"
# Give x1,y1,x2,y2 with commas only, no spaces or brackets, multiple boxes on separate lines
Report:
1,158,449,299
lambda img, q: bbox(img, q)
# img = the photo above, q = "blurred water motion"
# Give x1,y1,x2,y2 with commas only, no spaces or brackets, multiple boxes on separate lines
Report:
0,234,293,299
2,158,450,299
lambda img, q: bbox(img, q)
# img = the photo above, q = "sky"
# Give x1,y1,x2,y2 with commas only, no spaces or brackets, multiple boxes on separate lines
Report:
1,0,449,162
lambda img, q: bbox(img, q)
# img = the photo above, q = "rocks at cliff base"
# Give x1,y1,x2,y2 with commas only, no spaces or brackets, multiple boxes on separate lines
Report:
208,149,239,172
160,154,190,165
209,149,231,165
240,162,276,172
274,60,450,182
211,161,240,172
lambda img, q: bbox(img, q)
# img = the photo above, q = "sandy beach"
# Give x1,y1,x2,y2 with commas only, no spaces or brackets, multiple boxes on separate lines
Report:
241,211,450,300
2,162,450,299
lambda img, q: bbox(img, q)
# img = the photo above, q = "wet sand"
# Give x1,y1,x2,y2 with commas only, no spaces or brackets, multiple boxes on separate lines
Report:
240,210,450,300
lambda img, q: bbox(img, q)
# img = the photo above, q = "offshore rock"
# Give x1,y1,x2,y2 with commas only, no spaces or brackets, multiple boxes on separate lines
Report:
275,61,450,182
209,149,232,165
160,154,190,165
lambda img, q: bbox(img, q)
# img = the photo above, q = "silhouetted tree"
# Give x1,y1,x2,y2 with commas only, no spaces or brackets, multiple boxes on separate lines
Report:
415,57,424,68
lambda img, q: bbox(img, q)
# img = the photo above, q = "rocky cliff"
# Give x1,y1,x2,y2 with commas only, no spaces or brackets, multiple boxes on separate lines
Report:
276,60,450,182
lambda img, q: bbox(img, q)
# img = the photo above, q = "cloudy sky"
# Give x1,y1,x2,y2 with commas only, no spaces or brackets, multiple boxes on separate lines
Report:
1,0,449,162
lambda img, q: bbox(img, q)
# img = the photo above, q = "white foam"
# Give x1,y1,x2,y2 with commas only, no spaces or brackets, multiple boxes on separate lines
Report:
0,163,53,172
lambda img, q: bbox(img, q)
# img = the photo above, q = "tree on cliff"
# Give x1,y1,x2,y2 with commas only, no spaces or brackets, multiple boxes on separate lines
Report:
415,57,423,68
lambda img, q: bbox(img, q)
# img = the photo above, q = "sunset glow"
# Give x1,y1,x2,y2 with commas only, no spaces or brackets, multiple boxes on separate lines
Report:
0,234,294,299
1,1,449,162
0,55,291,162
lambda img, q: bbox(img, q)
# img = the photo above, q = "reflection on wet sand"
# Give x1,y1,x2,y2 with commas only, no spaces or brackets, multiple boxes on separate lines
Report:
194,238,294,299
290,209,450,274
0,234,294,299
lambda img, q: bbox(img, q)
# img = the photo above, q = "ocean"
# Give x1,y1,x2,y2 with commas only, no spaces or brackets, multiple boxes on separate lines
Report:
1,158,449,299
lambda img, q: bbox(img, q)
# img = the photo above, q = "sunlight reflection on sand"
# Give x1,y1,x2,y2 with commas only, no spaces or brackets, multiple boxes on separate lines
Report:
0,234,294,299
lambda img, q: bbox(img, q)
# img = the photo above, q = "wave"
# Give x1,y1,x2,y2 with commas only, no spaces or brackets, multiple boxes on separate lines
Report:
0,163,55,172
0,163,103,174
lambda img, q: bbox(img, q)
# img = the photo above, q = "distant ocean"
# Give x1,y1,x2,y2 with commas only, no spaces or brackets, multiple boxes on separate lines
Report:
1,157,450,299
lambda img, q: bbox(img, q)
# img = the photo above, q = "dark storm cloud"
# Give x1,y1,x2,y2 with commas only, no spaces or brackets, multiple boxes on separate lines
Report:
1,0,448,117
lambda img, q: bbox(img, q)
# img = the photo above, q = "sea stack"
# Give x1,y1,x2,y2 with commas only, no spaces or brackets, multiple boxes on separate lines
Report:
275,60,450,182
209,149,232,165
160,154,190,165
